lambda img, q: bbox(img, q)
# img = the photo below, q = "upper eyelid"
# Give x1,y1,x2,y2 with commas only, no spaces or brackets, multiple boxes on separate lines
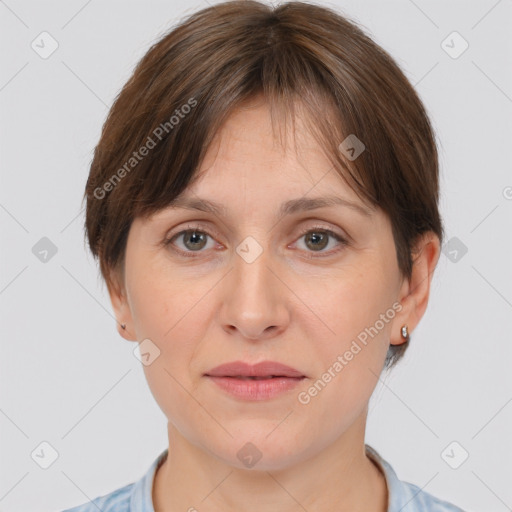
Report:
167,222,347,246
164,222,221,246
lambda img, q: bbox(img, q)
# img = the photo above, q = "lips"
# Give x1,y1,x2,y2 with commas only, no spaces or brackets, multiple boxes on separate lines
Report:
205,360,305,379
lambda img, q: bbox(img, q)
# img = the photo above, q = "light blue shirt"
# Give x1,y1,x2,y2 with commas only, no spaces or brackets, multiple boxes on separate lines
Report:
61,444,465,511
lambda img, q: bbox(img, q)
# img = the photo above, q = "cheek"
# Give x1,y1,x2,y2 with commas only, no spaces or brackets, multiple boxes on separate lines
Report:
300,263,396,395
126,254,198,340
309,262,395,344
130,271,209,428
293,276,394,436
126,262,215,382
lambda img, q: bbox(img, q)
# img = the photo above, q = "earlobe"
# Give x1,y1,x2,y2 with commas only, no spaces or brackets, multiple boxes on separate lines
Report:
106,267,137,342
115,319,136,341
390,231,441,346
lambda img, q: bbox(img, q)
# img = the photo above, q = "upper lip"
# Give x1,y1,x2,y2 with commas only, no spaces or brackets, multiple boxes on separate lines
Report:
205,360,305,378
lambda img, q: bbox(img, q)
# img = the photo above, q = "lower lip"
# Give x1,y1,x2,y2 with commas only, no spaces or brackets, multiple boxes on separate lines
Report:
206,376,305,401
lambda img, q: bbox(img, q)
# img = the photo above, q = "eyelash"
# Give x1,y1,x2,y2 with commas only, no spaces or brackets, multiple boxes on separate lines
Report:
163,223,348,259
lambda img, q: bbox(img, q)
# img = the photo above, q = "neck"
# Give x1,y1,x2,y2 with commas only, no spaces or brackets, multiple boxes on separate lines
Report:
153,410,387,512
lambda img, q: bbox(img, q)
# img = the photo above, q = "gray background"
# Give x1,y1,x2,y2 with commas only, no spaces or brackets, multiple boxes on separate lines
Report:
1,0,511,511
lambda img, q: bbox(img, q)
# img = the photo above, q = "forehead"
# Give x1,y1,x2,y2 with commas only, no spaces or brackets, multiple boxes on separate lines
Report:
200,98,327,168
179,100,369,212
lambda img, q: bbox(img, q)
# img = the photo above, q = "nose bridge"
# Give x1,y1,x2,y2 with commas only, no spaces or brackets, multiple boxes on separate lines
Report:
233,234,276,307
220,234,288,339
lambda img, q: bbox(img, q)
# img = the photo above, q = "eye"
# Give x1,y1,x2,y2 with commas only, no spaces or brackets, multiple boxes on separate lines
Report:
163,223,348,259
164,225,219,257
293,225,348,258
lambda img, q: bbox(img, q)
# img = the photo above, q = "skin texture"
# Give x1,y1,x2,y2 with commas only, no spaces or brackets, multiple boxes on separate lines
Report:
108,96,440,512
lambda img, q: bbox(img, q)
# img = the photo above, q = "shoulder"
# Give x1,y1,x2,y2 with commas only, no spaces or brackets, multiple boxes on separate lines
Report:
59,449,168,512
395,479,466,511
60,481,134,512
365,444,466,512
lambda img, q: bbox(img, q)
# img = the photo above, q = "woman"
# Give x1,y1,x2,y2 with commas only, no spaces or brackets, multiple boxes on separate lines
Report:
63,1,465,510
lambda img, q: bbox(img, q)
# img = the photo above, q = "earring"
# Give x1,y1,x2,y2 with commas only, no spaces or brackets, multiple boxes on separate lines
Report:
121,323,126,330
401,325,409,341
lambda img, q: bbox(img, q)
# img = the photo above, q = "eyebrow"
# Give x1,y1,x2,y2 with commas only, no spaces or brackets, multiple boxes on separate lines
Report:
167,195,374,219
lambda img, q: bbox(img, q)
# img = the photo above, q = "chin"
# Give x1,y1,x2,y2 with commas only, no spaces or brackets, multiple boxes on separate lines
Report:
206,431,309,472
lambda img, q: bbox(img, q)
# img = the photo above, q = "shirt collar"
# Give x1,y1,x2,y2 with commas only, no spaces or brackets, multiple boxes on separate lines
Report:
130,449,168,512
365,443,408,511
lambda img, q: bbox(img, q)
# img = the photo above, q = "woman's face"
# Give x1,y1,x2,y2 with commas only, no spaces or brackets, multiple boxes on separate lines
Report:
113,99,412,470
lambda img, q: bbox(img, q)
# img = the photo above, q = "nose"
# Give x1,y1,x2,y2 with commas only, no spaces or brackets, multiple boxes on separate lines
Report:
218,241,290,342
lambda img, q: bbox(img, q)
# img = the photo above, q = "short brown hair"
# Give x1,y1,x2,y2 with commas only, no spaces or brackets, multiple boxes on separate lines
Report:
83,0,443,368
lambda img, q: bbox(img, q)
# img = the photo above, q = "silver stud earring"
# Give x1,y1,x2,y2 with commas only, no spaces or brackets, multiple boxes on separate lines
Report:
121,323,126,330
401,324,409,341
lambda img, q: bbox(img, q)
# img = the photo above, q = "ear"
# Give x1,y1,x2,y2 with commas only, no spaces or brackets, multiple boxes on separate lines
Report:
106,266,137,342
390,231,441,346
